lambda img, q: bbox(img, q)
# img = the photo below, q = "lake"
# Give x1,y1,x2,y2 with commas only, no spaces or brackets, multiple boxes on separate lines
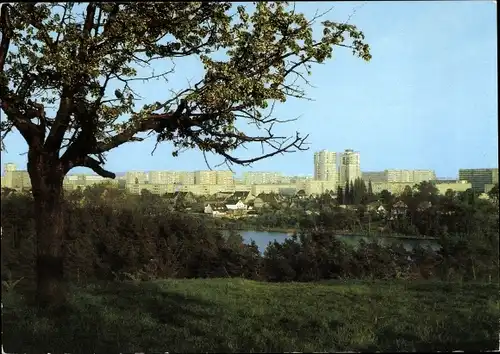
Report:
236,230,441,254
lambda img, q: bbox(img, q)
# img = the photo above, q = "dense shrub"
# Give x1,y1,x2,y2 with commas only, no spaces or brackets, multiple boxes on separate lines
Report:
1,194,262,285
262,229,498,283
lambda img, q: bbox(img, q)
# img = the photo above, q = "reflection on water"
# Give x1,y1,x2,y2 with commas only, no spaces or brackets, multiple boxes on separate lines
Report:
236,230,441,254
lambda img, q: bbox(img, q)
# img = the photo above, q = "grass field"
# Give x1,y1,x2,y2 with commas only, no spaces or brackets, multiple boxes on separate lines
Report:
2,279,499,353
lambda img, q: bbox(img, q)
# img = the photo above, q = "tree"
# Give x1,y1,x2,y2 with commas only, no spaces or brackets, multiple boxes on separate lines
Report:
352,177,366,205
460,189,477,206
344,181,351,205
367,180,373,198
0,2,370,307
444,188,456,201
379,189,393,206
336,186,344,205
414,181,439,205
487,183,499,204
402,185,413,199
349,181,355,205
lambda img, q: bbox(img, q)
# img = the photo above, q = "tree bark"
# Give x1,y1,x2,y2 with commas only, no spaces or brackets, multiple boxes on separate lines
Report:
27,148,66,309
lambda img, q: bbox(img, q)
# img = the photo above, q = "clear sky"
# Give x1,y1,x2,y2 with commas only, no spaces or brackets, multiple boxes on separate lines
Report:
1,1,497,178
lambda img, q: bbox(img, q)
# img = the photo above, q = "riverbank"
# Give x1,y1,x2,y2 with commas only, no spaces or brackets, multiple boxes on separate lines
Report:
3,279,497,352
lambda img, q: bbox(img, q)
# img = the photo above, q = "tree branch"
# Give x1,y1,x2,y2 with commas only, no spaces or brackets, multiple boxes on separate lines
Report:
44,4,97,154
0,3,12,73
66,155,116,179
93,100,188,154
43,94,73,152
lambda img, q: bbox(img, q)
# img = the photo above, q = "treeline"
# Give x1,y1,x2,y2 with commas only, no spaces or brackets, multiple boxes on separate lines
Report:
1,193,497,286
336,177,374,205
241,182,500,238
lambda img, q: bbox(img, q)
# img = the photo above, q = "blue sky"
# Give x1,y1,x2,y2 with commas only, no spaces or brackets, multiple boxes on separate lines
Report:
1,1,497,178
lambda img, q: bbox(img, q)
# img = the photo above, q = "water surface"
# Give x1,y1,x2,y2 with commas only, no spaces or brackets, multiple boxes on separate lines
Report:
238,230,441,254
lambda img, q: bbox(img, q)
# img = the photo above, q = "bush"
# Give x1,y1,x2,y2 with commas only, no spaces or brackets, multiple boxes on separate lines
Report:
1,194,259,284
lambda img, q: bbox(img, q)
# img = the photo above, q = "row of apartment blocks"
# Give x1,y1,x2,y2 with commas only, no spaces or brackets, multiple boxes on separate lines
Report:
126,170,310,186
1,163,497,197
313,149,437,186
0,170,474,198
362,169,437,184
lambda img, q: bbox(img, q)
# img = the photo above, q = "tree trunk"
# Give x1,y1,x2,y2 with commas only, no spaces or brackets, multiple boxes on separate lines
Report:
27,149,66,309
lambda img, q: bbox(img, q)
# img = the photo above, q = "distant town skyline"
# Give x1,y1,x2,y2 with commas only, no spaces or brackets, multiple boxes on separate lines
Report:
1,1,497,178
4,160,497,197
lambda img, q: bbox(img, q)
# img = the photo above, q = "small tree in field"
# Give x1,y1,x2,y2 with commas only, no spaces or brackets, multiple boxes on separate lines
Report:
0,2,370,308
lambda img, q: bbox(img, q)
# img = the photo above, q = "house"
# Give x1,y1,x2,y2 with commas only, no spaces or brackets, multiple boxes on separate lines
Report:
391,200,408,217
376,205,387,215
222,191,253,211
367,202,388,216
478,193,491,200
225,199,248,211
225,191,253,204
204,202,228,216
163,191,196,203
296,190,307,199
176,191,197,204
213,191,234,200
252,193,280,209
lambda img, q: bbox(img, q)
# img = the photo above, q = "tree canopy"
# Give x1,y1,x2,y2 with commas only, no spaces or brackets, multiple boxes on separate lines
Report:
1,2,372,308
1,2,371,177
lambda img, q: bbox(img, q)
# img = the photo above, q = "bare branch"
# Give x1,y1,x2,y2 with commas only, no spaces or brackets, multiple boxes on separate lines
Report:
194,131,310,166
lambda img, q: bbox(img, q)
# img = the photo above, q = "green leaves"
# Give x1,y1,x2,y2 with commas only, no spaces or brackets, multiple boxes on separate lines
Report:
2,2,371,167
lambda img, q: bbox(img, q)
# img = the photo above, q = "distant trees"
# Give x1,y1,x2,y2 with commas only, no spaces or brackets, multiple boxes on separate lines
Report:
344,182,351,205
379,189,394,206
341,178,368,205
336,186,344,205
367,180,374,201
487,183,499,204
2,182,498,285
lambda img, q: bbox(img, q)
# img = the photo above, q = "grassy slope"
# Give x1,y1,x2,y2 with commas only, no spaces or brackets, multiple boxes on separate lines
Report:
2,279,499,353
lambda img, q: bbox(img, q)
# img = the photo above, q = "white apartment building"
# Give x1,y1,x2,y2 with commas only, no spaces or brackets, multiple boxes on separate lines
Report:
361,171,387,183
3,163,17,188
305,180,337,196
84,175,108,186
314,150,337,184
216,170,234,186
386,169,413,183
386,169,436,184
149,171,174,184
148,171,195,185
4,163,16,172
412,170,437,183
194,170,217,185
339,149,361,185
125,171,148,185
242,171,282,185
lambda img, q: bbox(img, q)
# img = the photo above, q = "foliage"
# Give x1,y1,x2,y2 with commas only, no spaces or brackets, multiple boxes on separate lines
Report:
1,2,371,172
1,193,262,284
2,186,498,286
487,183,499,204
